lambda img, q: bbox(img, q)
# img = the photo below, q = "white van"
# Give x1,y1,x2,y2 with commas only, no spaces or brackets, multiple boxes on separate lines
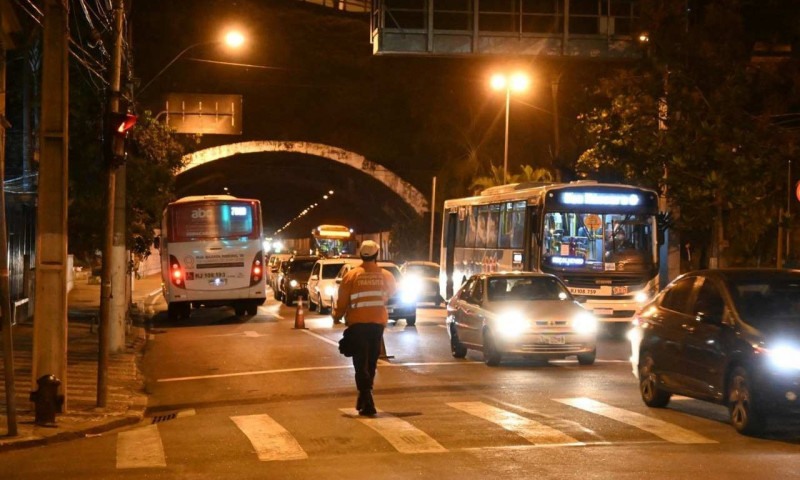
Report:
307,257,361,313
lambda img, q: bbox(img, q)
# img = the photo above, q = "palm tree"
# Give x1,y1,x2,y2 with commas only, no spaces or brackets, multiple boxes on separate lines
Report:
469,164,557,194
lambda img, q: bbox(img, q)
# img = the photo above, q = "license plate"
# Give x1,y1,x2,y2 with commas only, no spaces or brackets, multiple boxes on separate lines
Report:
569,287,599,295
538,335,566,345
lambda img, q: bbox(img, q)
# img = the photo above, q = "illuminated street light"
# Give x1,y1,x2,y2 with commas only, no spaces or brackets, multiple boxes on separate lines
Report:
491,71,530,184
328,190,334,195
138,29,247,97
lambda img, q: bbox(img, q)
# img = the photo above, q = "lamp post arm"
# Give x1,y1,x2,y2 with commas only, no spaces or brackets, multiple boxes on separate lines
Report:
137,41,213,98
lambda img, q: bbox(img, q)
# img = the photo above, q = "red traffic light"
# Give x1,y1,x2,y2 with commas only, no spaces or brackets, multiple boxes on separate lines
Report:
114,113,138,133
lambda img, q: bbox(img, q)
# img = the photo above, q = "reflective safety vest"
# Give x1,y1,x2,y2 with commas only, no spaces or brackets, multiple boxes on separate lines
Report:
333,262,396,326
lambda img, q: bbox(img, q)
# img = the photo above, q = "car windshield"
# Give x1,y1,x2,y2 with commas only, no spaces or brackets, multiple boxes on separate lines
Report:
289,260,316,274
487,277,571,302
405,265,439,277
381,265,402,280
321,263,345,279
728,275,800,327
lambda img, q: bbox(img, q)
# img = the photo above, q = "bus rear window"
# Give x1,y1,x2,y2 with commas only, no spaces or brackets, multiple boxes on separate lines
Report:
171,202,257,241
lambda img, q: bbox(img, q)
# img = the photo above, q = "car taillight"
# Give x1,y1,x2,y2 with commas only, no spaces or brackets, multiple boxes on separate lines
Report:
250,251,264,286
169,255,185,288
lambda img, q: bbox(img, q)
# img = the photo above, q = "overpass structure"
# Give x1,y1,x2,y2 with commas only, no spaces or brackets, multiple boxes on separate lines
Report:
371,0,642,59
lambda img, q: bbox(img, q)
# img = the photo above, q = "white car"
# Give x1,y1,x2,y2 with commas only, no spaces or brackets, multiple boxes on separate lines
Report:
332,261,418,325
307,258,361,313
401,260,444,306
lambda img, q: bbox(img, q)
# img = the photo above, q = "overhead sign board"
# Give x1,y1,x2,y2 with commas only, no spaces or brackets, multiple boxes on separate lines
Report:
163,93,242,135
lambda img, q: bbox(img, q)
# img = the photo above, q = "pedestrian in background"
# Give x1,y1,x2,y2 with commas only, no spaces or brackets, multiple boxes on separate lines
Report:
332,240,396,416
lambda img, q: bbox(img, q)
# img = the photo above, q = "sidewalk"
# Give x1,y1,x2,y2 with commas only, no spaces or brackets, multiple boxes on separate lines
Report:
0,273,162,451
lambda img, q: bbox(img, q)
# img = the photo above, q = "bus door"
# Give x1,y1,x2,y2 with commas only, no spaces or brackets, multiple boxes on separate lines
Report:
524,205,541,272
445,212,458,299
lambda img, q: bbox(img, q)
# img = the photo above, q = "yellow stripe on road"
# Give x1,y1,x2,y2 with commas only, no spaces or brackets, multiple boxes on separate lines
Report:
340,408,447,454
231,414,308,462
447,402,582,446
554,397,717,444
116,425,167,469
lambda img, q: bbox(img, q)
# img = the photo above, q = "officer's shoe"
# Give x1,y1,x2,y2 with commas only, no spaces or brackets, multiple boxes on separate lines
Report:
356,391,367,412
358,392,377,416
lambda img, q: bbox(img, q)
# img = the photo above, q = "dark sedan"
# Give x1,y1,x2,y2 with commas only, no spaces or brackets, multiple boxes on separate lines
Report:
278,255,319,306
630,268,800,435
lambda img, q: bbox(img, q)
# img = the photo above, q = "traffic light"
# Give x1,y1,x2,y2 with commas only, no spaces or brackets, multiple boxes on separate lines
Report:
107,112,137,165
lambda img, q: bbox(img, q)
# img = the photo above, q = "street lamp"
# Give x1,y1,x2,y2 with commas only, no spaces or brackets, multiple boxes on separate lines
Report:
137,29,246,97
491,72,530,184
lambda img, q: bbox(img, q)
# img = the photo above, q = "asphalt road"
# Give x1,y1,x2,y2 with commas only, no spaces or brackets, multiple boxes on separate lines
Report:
2,292,800,479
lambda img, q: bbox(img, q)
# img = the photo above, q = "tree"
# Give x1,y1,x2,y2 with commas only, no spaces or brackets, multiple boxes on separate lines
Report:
469,164,557,194
576,0,799,267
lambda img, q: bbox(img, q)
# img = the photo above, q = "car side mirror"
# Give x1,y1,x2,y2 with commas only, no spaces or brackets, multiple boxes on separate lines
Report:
311,275,319,281
335,278,342,284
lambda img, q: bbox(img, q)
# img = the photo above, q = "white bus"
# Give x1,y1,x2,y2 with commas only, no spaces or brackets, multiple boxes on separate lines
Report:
441,181,661,322
160,195,267,321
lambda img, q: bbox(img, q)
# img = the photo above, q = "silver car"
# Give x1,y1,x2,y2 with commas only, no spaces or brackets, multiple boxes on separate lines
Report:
446,272,598,366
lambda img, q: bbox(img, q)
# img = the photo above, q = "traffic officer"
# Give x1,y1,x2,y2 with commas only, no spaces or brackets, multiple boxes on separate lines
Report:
332,240,396,416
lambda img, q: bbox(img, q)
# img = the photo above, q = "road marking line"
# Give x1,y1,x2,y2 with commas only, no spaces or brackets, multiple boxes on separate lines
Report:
231,414,308,462
340,408,446,454
483,396,605,442
447,402,582,446
156,361,484,383
554,397,717,444
116,424,166,469
300,329,339,347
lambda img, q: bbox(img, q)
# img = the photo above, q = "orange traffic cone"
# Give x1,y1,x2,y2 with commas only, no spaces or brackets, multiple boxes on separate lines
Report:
379,337,394,360
294,296,307,330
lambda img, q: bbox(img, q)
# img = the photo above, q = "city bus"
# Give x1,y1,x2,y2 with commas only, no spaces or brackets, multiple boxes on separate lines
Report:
440,181,661,322
159,195,266,321
311,224,358,257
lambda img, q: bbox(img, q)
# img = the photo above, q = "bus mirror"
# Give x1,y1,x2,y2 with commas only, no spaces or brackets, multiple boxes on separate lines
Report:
153,236,160,250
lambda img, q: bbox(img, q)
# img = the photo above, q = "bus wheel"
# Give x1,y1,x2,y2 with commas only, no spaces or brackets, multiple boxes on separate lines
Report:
168,303,179,322
234,304,246,316
246,302,258,316
180,303,191,319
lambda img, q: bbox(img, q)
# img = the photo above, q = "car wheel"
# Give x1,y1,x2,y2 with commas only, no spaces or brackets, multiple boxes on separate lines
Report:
483,330,502,367
406,316,416,327
309,296,317,312
728,366,765,435
577,349,596,366
638,353,671,408
450,329,468,358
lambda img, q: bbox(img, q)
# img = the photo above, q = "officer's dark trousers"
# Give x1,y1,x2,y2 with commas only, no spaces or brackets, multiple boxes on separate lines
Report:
349,323,385,393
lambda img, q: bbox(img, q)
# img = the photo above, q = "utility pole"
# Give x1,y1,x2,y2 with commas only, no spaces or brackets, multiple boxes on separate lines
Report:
33,0,69,410
0,9,17,437
428,176,436,262
98,0,125,407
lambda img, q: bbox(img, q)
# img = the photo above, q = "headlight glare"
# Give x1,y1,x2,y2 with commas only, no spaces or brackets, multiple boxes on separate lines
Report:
572,312,598,334
766,344,800,371
634,291,649,304
289,279,299,288
497,311,528,337
324,285,336,296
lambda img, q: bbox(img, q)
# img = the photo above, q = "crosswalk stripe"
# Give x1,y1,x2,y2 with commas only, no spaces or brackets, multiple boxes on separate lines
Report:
231,414,308,462
116,425,167,469
340,408,447,454
554,397,718,444
447,402,582,446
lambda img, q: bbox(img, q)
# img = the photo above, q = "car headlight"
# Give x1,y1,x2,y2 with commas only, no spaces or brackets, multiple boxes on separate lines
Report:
324,285,337,296
289,279,299,288
572,311,598,334
634,291,649,303
764,344,800,371
496,311,529,337
400,275,421,303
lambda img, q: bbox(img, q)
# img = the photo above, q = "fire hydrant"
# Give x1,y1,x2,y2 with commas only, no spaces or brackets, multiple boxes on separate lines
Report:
29,374,64,426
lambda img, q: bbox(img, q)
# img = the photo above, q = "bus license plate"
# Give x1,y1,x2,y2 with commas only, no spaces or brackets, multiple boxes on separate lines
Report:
539,335,565,345
612,286,629,295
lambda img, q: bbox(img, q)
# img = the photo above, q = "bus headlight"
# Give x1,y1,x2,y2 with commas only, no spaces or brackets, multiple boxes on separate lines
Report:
497,311,528,337
572,312,598,334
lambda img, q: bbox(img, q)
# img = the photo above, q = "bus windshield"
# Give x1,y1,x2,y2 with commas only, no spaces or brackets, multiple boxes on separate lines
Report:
171,201,258,241
542,212,655,272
